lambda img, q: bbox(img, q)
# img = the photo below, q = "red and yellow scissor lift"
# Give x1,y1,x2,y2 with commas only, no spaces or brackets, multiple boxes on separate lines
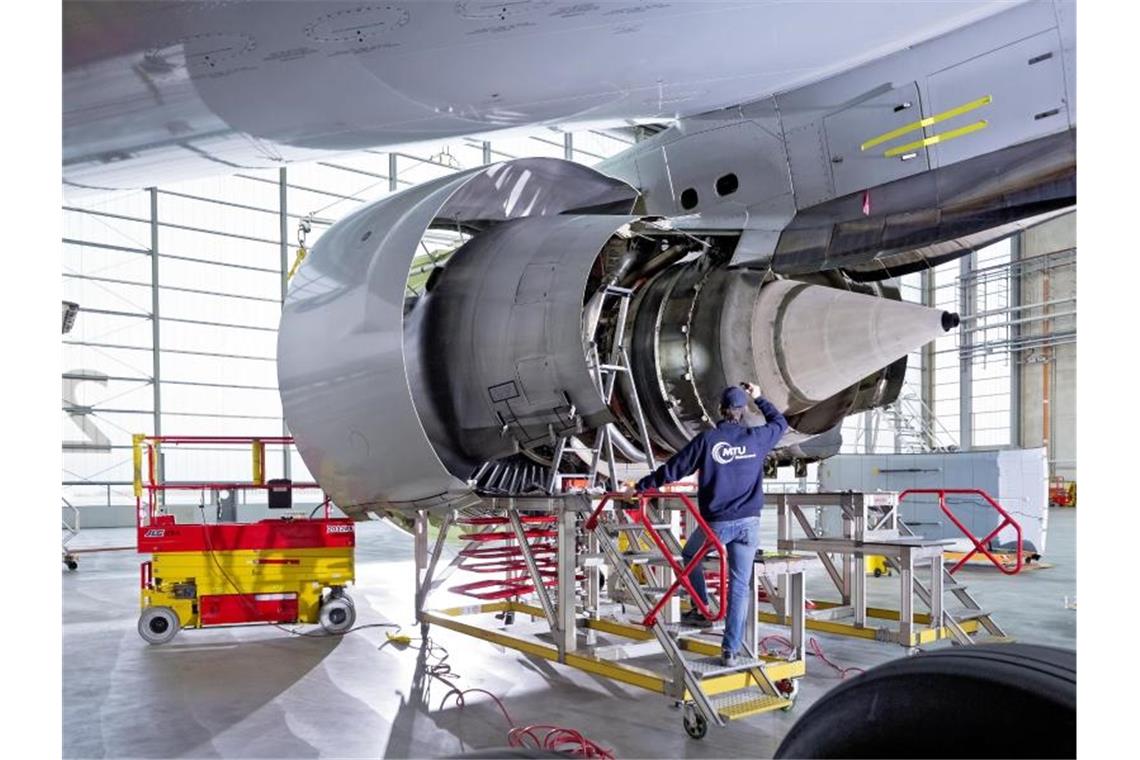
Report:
133,435,356,645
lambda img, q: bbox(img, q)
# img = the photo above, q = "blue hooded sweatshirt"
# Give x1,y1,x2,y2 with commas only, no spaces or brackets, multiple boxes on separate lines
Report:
636,397,788,523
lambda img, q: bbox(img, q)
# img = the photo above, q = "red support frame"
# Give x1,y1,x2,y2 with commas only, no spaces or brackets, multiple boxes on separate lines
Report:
587,490,727,627
898,488,1023,575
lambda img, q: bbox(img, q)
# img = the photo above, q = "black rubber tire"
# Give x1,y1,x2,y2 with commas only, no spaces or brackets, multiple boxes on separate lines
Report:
138,606,181,645
774,644,1075,759
66,560,78,571
319,597,356,633
684,711,708,740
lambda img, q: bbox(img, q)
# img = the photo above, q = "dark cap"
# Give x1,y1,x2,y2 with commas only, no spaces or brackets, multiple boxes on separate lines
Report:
720,386,750,409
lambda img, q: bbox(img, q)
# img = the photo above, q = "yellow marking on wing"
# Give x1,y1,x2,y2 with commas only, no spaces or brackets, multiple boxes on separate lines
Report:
883,120,989,158
860,95,992,152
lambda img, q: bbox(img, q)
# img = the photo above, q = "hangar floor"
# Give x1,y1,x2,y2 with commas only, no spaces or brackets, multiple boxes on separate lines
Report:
63,508,1075,758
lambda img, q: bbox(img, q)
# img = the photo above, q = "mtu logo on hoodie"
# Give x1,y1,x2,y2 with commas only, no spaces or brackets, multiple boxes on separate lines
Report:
711,442,756,465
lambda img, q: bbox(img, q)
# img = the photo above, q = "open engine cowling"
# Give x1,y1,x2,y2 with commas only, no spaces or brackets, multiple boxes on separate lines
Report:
278,158,956,518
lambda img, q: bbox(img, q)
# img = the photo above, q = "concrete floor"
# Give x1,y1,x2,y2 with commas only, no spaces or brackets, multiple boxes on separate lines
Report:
63,508,1075,758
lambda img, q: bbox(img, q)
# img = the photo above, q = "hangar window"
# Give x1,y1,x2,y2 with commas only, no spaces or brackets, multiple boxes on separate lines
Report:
715,173,739,197
680,188,699,211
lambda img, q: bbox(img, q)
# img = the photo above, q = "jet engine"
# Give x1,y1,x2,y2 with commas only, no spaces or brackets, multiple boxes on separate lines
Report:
278,158,957,519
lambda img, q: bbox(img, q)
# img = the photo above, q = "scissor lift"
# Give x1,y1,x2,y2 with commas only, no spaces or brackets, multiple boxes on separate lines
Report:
133,435,356,644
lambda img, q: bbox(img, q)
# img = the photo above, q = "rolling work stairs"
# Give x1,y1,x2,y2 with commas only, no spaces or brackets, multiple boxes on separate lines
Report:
889,520,1009,645
858,385,957,454
586,493,796,739
890,389,954,453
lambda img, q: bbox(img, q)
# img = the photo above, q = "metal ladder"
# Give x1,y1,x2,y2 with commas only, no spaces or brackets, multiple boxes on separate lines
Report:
549,284,658,492
890,520,1008,645
587,493,793,735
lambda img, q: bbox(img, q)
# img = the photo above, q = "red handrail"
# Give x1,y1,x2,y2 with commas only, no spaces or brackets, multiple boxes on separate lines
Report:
586,490,727,627
898,488,1023,575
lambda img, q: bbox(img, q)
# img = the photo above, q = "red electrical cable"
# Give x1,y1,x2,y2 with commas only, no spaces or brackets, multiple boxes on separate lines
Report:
759,633,864,679
807,637,865,679
508,724,615,759
394,632,615,758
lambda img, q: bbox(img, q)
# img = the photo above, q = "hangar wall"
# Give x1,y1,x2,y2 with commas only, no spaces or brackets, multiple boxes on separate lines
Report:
1017,211,1077,481
62,128,639,528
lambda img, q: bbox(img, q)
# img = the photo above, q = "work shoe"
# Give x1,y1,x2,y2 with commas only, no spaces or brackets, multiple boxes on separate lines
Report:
721,650,738,668
680,608,713,628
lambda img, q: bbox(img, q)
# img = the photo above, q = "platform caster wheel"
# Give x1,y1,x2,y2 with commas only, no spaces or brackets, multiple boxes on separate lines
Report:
319,596,356,634
138,606,180,645
683,706,708,740
776,678,799,698
66,559,78,571
873,568,883,578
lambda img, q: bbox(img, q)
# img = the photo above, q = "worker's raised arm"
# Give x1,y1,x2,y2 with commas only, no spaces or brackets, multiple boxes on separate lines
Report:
636,434,704,492
741,382,788,452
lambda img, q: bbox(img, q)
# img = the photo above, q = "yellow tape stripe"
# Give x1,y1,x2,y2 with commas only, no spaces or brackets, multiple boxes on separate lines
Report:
860,95,992,152
882,120,989,158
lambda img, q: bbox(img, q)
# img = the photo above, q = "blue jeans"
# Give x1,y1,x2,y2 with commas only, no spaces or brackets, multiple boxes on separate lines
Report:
682,516,760,655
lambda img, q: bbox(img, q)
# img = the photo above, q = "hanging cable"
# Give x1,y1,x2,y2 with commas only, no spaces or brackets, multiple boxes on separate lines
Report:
382,627,614,758
759,633,865,679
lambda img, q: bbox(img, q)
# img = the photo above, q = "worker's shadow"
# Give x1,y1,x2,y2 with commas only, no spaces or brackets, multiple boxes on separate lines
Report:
382,641,508,759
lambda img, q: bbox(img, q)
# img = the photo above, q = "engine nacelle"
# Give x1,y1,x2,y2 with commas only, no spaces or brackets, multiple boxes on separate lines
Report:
278,158,955,518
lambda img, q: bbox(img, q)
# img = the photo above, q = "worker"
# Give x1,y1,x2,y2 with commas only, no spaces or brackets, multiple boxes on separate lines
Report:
632,382,787,667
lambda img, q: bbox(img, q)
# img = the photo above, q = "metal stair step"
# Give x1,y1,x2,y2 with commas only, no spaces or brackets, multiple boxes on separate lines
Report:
710,688,791,720
615,552,685,566
686,655,766,677
973,634,1017,645
609,523,671,531
660,621,724,636
951,609,991,622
